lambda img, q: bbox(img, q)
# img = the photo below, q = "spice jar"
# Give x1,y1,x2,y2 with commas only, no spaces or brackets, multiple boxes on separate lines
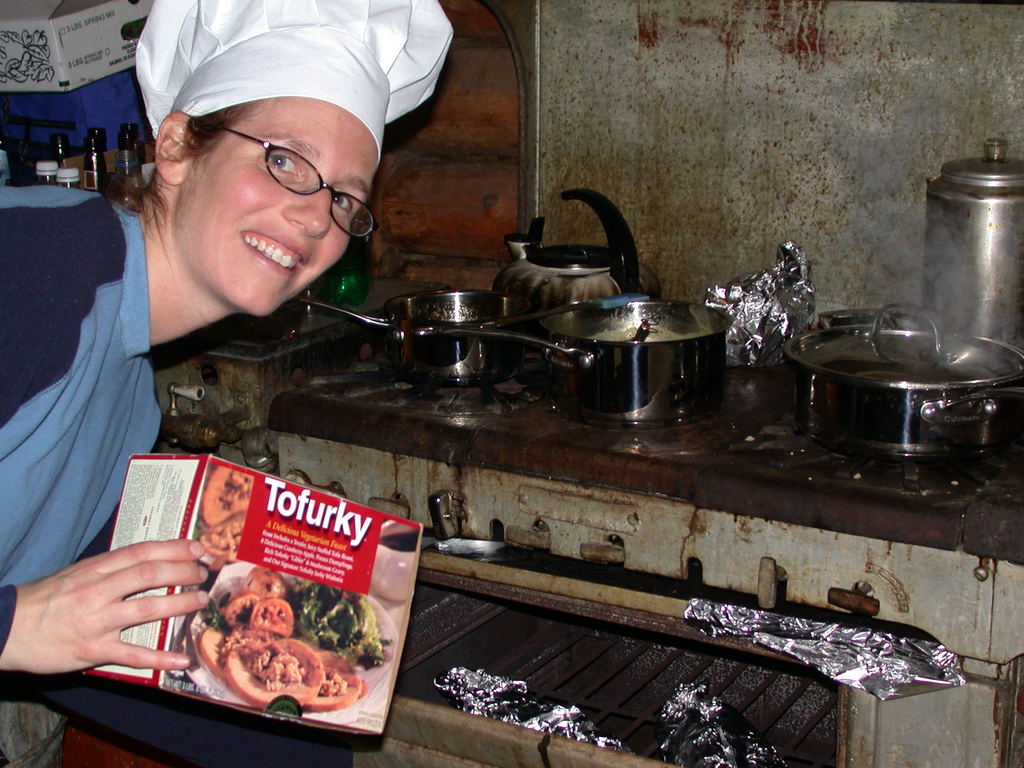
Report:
56,167,80,189
34,160,59,185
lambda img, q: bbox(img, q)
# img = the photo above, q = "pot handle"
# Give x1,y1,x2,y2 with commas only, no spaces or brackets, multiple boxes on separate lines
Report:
414,325,595,370
920,387,1024,425
870,304,949,364
297,296,395,330
482,292,649,328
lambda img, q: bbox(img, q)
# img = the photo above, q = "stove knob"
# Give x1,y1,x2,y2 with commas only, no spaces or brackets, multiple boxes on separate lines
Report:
757,557,787,610
428,490,464,540
241,427,277,471
282,470,348,498
283,468,312,485
827,586,880,616
580,537,625,564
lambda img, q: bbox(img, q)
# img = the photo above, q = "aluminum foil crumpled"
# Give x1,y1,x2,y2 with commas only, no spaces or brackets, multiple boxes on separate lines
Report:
434,667,633,752
658,683,785,768
705,241,815,367
684,599,965,701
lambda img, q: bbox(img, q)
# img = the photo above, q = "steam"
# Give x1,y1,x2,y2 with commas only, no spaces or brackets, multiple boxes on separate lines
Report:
924,151,1024,347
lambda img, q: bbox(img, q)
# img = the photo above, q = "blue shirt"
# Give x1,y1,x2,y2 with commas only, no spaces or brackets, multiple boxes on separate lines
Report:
0,187,160,652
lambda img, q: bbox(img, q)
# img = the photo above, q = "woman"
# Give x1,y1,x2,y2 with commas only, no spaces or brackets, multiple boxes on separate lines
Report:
0,97,380,674
0,0,451,762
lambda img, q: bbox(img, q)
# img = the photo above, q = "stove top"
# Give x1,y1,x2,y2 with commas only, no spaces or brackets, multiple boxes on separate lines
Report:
306,359,541,419
268,364,1024,565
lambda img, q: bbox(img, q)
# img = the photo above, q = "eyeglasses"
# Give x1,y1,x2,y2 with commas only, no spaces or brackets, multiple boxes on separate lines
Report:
222,128,377,238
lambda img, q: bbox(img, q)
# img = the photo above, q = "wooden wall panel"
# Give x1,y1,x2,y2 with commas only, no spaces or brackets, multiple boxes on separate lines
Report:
375,152,516,262
369,0,518,292
379,248,504,290
443,0,508,41
390,43,518,156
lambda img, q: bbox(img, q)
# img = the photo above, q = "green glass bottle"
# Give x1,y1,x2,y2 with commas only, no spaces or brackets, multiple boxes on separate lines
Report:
319,237,371,306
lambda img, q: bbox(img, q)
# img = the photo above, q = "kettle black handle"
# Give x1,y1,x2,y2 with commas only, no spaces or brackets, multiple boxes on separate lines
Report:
561,188,641,294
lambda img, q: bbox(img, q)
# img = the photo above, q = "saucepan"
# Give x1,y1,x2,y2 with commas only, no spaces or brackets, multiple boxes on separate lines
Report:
300,289,595,387
418,299,732,427
783,305,1024,460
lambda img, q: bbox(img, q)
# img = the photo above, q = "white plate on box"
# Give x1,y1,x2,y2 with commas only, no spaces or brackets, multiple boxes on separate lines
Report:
187,562,396,726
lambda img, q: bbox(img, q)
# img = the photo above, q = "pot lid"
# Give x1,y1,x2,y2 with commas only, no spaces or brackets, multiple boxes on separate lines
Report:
525,243,613,269
785,327,1024,387
940,138,1024,186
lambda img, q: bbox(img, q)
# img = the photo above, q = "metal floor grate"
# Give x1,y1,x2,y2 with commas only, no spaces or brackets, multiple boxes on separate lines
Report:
397,585,837,767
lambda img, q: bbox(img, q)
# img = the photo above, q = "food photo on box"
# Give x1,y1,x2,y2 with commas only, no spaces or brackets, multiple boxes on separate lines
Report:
89,454,422,736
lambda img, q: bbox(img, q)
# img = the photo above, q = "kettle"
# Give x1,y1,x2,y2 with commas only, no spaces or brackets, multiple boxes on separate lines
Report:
492,188,661,310
924,138,1024,348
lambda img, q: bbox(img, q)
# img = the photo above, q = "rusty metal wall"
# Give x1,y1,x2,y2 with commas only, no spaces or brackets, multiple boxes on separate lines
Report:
489,0,1024,313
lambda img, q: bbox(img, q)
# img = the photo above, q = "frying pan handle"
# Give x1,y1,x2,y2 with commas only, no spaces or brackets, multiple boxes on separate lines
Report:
920,387,1024,424
296,296,395,330
414,325,595,370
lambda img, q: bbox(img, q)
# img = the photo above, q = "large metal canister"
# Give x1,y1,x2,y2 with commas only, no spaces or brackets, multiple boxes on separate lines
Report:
924,138,1024,348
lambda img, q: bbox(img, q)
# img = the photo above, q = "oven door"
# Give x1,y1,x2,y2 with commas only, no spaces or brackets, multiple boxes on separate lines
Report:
349,579,839,768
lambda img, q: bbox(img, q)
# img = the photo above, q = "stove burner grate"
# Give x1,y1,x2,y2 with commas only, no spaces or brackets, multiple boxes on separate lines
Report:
306,358,533,418
406,377,522,417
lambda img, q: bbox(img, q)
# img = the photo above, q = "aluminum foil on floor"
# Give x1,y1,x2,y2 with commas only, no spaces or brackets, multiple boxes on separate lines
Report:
684,598,965,701
434,667,632,752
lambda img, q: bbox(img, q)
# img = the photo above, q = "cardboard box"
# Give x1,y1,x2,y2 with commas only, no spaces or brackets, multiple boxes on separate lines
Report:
0,0,153,93
89,454,422,735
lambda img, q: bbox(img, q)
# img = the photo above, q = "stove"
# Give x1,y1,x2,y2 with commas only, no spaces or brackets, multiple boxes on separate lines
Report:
264,357,1024,767
155,297,1024,767
269,361,1024,637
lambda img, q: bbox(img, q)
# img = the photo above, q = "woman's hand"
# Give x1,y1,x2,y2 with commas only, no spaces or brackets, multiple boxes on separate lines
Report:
0,539,210,674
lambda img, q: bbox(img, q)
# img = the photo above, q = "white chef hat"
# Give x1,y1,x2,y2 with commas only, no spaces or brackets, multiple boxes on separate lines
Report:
135,0,453,155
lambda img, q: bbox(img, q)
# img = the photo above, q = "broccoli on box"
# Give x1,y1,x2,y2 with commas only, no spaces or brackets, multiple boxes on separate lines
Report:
89,454,422,735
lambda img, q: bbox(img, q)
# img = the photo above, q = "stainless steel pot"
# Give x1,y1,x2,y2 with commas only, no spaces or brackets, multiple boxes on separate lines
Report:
924,138,1024,348
542,300,731,427
301,290,531,386
423,300,731,428
784,307,1024,460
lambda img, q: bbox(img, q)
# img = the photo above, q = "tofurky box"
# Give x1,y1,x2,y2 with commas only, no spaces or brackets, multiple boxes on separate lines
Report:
89,454,422,735
0,0,153,93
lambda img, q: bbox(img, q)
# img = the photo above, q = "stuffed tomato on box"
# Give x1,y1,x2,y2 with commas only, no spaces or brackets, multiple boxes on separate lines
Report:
90,454,422,735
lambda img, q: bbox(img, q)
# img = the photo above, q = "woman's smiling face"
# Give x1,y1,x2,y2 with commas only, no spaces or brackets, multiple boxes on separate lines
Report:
157,97,378,322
